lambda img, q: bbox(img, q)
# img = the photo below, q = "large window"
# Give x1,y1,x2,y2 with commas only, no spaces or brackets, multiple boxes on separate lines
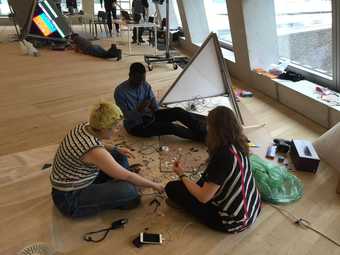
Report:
0,0,10,16
183,0,232,47
203,0,232,46
147,0,182,29
171,0,182,28
274,0,333,77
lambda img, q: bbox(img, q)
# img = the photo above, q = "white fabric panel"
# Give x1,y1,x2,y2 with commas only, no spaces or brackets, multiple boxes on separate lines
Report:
166,96,233,116
162,37,227,104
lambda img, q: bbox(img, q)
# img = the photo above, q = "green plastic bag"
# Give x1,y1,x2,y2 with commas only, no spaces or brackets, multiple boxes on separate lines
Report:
250,154,303,204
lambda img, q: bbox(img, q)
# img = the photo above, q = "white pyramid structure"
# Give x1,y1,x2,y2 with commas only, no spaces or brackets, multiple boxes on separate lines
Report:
160,33,243,124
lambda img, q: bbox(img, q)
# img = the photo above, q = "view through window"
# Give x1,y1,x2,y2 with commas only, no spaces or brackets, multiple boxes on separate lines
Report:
203,0,232,45
0,0,9,16
171,0,182,28
274,0,332,77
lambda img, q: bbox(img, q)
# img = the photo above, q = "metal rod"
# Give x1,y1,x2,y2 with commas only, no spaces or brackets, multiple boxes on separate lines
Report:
165,0,170,58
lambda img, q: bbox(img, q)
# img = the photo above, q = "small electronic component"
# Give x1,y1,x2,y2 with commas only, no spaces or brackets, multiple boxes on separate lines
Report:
278,155,285,163
140,233,163,245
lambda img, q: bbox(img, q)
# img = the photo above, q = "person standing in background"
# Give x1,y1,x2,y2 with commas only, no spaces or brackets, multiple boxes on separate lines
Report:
142,0,149,20
66,0,77,14
131,0,149,43
100,0,120,37
54,0,62,12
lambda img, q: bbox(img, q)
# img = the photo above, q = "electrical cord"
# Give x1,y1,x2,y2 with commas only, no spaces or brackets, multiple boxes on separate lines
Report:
83,218,128,243
271,205,340,247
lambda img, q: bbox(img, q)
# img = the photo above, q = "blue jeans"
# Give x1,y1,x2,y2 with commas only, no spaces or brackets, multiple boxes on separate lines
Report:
52,149,140,218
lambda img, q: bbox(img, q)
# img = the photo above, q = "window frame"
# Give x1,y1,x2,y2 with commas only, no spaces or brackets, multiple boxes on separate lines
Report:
274,0,337,91
0,0,10,16
335,0,340,91
182,0,233,51
204,0,233,51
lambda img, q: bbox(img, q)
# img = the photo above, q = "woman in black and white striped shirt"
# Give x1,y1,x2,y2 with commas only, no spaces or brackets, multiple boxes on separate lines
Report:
166,106,261,232
51,102,163,218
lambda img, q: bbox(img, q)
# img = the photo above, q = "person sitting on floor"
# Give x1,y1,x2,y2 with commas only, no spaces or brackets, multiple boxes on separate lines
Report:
70,33,122,60
114,62,207,142
50,102,163,218
165,106,262,233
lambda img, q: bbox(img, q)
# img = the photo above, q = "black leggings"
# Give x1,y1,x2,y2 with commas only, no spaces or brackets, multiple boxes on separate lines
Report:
132,13,144,42
129,107,207,142
165,180,227,232
105,5,120,33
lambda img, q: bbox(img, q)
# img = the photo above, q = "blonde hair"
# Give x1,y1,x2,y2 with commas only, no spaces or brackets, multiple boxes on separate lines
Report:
89,102,123,129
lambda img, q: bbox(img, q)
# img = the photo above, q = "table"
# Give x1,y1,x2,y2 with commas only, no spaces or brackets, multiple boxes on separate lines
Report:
126,22,158,55
65,14,94,35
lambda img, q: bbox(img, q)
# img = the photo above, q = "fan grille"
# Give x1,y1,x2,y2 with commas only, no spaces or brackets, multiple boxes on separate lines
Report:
17,243,54,255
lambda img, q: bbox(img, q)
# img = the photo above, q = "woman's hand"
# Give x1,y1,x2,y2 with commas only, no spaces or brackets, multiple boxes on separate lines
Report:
173,161,185,176
117,147,135,159
152,183,164,193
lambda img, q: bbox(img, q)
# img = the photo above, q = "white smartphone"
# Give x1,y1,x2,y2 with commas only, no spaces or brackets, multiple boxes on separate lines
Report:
140,232,163,245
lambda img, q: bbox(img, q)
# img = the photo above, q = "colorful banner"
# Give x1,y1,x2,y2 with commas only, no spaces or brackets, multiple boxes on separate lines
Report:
32,12,57,36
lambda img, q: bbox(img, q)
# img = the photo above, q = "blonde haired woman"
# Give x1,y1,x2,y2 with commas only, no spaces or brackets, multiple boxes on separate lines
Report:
51,102,163,218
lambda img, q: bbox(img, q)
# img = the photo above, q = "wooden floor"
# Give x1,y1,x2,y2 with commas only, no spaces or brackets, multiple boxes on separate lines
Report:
0,37,340,255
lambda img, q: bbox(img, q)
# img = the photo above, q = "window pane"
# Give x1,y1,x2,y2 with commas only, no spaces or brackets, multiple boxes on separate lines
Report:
203,0,232,45
171,0,182,28
0,0,10,16
94,0,105,14
148,0,182,29
183,0,232,46
274,0,332,77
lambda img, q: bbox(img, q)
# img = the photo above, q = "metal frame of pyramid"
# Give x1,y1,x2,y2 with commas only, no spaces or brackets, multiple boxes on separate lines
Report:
160,32,244,124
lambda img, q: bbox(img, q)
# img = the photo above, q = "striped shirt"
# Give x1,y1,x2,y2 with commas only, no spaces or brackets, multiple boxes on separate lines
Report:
203,145,261,233
50,122,104,191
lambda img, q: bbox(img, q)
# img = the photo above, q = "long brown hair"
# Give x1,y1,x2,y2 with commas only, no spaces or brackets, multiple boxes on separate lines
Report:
207,106,249,155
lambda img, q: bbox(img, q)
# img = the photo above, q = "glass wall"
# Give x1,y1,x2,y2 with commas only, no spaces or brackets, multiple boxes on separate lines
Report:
274,0,333,77
203,0,231,45
148,0,182,29
0,0,10,16
182,0,232,46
